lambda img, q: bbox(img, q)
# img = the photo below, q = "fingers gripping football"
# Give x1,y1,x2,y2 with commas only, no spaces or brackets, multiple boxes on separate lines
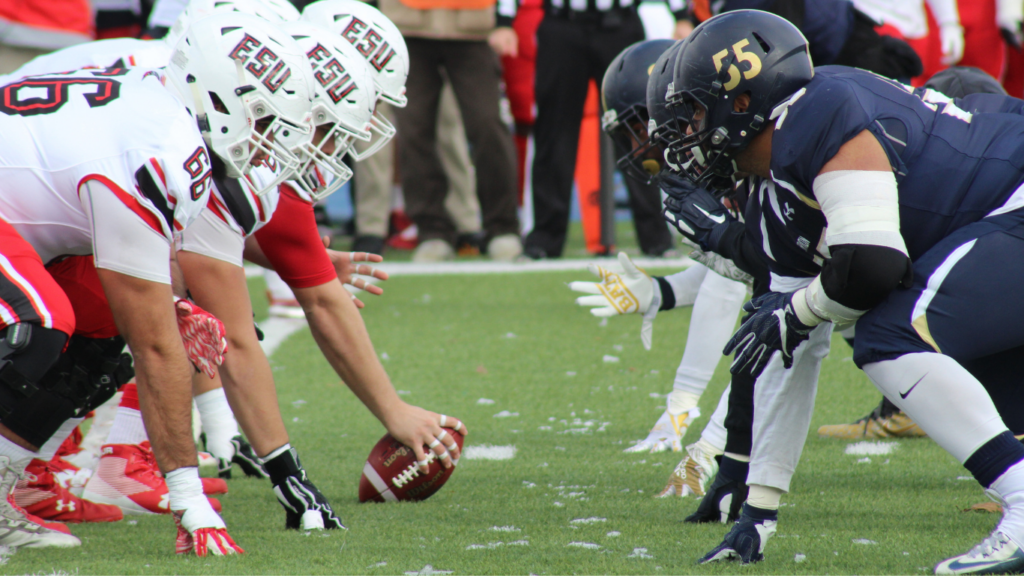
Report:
172,505,243,556
385,404,468,473
174,298,227,379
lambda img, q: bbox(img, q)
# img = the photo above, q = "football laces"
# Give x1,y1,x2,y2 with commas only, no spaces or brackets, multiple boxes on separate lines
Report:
392,452,437,488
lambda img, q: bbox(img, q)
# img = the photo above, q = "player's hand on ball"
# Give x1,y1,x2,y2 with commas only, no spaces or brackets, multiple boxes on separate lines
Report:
383,403,467,473
569,252,656,317
174,298,227,378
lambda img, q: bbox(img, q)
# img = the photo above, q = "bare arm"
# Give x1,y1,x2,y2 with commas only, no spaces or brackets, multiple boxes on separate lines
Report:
177,250,290,457
97,268,197,472
294,279,466,468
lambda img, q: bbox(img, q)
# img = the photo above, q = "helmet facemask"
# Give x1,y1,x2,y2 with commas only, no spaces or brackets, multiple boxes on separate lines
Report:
292,113,365,201
348,105,395,161
603,105,664,185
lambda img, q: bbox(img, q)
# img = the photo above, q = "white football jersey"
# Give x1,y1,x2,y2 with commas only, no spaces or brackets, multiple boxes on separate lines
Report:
0,68,212,266
2,38,173,83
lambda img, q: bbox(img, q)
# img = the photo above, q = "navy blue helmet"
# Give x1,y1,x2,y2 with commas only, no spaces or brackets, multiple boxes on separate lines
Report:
924,66,1007,99
601,39,677,185
645,39,687,177
668,10,814,192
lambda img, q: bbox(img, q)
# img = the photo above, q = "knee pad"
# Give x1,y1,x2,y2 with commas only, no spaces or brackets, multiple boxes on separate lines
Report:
0,326,132,448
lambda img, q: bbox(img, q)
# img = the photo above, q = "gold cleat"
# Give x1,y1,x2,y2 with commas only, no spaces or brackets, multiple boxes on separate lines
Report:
818,397,927,439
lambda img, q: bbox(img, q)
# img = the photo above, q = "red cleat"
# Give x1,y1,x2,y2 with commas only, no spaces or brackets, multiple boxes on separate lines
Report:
81,443,222,515
13,459,122,523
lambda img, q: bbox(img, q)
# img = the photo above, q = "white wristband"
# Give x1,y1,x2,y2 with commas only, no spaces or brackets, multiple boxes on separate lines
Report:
165,466,205,512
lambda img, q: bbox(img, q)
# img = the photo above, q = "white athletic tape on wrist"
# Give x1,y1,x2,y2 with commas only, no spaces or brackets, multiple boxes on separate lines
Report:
812,170,907,255
801,278,865,325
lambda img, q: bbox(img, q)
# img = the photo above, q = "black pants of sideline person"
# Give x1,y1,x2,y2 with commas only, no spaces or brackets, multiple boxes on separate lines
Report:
395,37,520,246
524,11,671,258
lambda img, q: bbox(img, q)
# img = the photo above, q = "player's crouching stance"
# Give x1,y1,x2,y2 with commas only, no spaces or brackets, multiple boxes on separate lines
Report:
0,11,314,555
667,10,1024,574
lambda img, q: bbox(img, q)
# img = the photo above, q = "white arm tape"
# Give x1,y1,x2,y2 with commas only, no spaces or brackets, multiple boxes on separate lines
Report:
812,170,908,255
792,275,866,326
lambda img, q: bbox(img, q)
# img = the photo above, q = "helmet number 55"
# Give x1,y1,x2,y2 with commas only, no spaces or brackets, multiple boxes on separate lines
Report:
712,39,762,92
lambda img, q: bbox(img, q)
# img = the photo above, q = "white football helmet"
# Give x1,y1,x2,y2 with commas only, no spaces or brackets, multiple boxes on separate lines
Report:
283,21,376,200
165,12,315,194
166,0,299,47
302,0,408,160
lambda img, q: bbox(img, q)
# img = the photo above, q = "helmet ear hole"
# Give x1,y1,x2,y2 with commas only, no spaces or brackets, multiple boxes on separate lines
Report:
734,91,752,114
752,32,771,55
208,91,229,114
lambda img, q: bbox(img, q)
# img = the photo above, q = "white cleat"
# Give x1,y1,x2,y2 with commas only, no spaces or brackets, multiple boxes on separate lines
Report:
936,530,1024,574
0,458,79,549
657,441,720,498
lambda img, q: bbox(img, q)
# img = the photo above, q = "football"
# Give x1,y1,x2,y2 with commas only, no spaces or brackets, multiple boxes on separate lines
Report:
358,429,465,503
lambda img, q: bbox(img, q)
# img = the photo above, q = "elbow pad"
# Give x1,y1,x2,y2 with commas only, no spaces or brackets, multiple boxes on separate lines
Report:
799,244,911,326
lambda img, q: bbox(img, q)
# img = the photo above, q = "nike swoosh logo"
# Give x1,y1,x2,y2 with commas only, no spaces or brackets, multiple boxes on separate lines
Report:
696,205,726,224
899,374,927,400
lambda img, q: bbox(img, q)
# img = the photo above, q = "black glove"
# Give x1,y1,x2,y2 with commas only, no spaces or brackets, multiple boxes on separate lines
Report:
685,456,749,524
723,291,815,377
225,435,269,479
662,180,734,251
698,504,779,565
263,446,344,530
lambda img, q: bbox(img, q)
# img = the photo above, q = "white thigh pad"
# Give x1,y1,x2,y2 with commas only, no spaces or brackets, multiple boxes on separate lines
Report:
813,170,907,254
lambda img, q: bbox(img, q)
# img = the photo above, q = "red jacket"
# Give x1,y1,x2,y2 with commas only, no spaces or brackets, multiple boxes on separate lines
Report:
0,0,94,50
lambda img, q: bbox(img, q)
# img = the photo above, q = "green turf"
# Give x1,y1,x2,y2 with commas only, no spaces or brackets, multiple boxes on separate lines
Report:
9,270,999,575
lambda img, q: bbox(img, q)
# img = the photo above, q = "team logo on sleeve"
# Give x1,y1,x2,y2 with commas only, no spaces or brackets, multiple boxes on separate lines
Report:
306,44,358,104
183,147,214,201
340,17,396,72
228,33,293,93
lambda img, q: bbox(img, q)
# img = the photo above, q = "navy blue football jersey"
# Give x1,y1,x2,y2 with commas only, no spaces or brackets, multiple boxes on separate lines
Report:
758,66,1024,279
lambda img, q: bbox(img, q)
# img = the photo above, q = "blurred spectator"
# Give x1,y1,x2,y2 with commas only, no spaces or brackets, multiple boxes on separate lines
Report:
856,0,963,83
379,0,522,262
0,0,93,73
690,0,922,80
521,0,686,260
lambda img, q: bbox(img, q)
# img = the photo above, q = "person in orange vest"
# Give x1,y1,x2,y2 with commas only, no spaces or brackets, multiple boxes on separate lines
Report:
0,0,93,73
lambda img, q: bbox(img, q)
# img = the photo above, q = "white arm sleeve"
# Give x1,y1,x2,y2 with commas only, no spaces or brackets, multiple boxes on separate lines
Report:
81,180,173,284
660,263,710,309
925,0,960,27
812,170,907,255
177,207,245,267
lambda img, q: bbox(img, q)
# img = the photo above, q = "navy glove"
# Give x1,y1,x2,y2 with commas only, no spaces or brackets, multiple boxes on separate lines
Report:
698,504,778,565
723,292,814,377
685,457,748,525
661,178,734,251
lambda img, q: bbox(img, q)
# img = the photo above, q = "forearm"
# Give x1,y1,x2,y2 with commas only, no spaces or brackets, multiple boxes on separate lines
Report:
132,339,198,472
295,280,402,427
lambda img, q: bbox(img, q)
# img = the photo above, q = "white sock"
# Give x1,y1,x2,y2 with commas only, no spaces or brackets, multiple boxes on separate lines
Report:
105,407,149,446
672,271,747,397
863,353,1008,463
747,484,784,510
992,460,1024,545
37,417,84,461
195,388,240,461
697,385,730,453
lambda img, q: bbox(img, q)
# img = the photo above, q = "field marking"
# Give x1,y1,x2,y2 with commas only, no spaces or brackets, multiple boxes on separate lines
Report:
258,317,308,356
845,441,899,456
246,256,693,280
463,445,517,460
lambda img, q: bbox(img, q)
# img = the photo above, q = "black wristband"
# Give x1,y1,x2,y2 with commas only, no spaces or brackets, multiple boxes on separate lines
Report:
655,276,676,311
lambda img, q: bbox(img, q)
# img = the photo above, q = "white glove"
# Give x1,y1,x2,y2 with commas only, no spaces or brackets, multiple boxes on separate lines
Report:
166,468,243,556
939,23,965,64
998,0,1024,48
569,252,662,350
623,390,701,454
